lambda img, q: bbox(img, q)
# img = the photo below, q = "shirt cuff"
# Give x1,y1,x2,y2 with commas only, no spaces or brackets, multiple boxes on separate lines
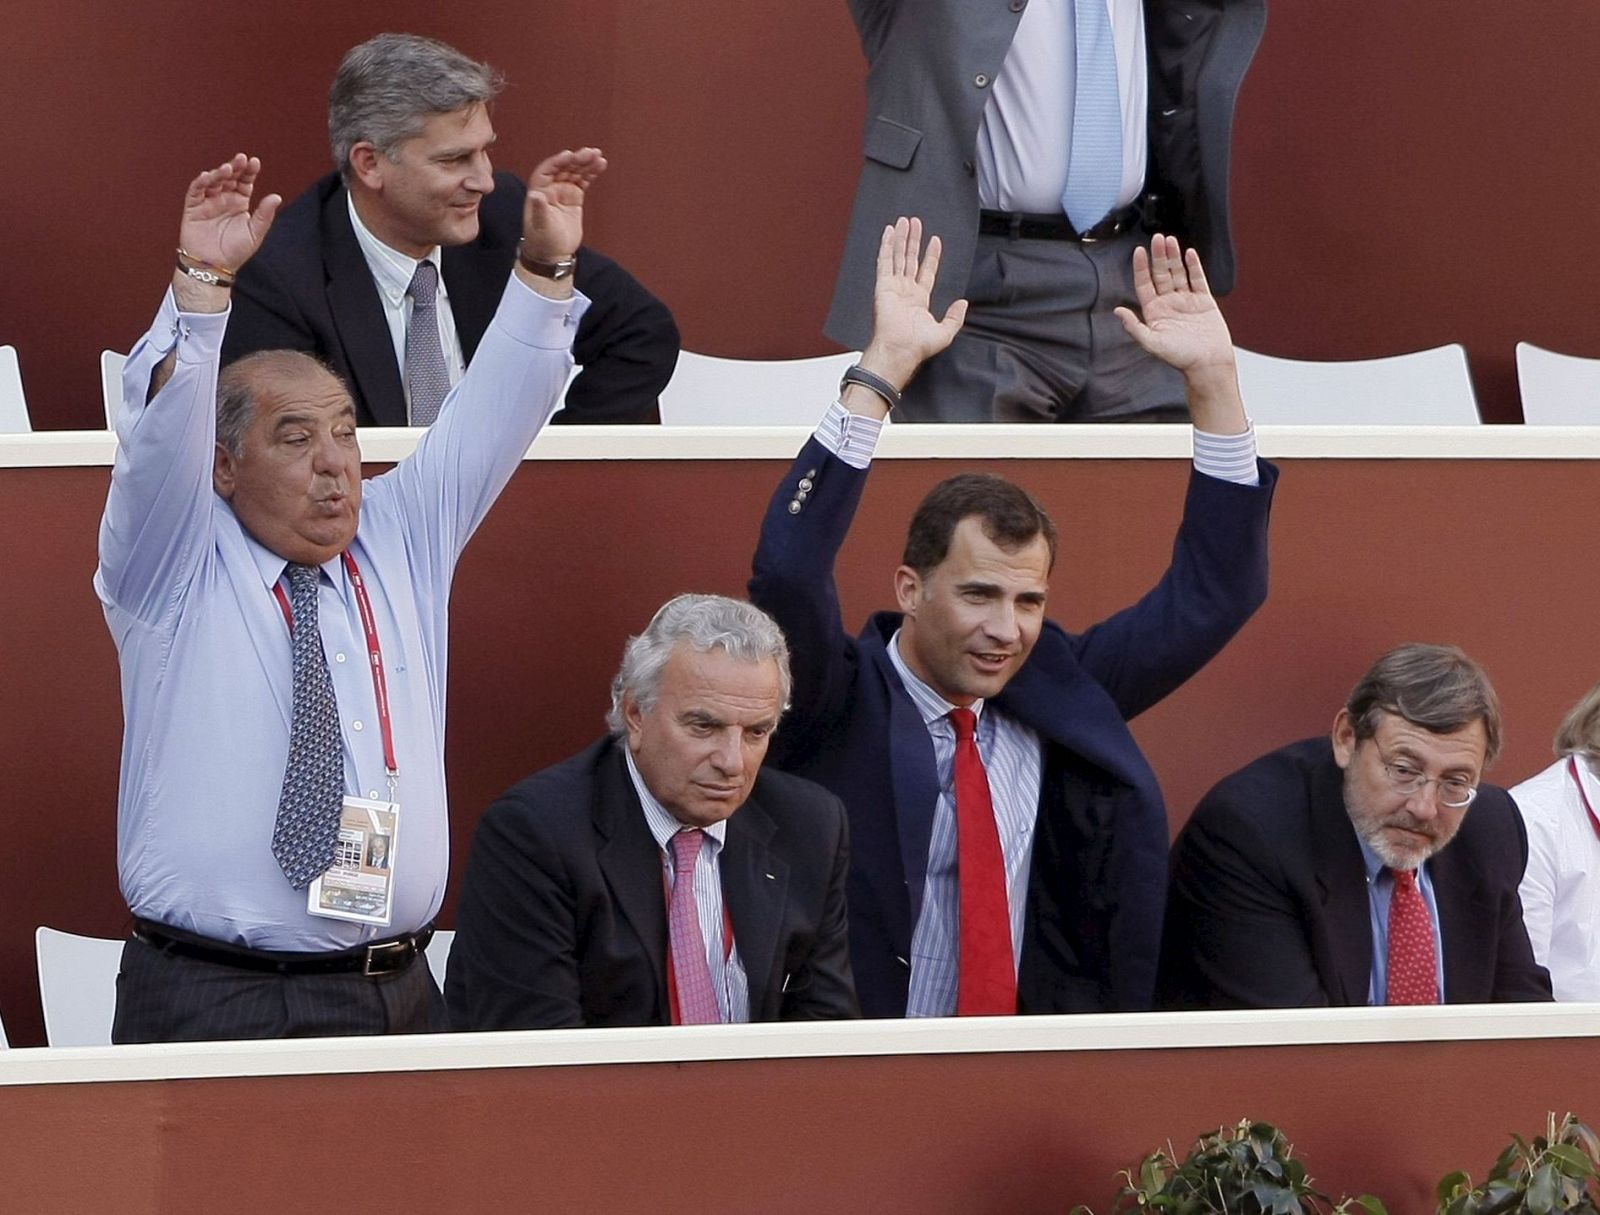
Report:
1193,420,1260,487
495,274,592,348
814,399,884,470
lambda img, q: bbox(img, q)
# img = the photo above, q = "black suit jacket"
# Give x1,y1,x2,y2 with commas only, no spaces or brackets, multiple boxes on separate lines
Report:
222,172,679,425
445,737,860,1029
1159,737,1553,1008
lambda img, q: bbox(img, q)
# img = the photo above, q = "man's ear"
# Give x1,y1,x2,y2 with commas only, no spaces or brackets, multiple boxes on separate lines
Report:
213,442,237,501
348,142,385,191
1331,708,1357,769
621,693,646,747
893,564,922,616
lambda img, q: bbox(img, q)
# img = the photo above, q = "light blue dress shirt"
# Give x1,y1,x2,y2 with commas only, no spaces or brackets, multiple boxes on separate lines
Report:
1358,841,1446,1004
624,749,751,1023
97,275,586,950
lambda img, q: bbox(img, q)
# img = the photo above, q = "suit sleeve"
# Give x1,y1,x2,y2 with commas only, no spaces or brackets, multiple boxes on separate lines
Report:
1490,793,1555,1002
780,794,861,1020
847,0,899,57
446,789,587,1030
221,253,321,365
749,438,871,763
553,247,680,424
1073,463,1277,721
1159,785,1333,1010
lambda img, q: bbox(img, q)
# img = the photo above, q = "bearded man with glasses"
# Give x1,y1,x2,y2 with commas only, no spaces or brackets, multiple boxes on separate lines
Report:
1158,643,1552,1010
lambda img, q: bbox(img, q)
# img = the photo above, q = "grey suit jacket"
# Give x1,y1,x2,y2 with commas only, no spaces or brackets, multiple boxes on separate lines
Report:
825,0,1268,349
445,737,860,1029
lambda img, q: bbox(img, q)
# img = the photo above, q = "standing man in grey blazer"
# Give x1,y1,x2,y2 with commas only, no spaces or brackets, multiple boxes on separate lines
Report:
827,0,1266,423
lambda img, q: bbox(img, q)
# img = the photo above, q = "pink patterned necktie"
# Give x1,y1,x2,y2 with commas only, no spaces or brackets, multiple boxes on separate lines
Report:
1386,867,1440,1005
668,829,722,1024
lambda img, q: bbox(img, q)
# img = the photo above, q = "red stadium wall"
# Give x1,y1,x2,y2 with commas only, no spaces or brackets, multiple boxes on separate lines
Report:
3,2,1599,426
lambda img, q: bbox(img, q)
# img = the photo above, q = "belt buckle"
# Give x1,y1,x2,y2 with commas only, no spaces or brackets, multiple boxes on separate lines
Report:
363,938,410,976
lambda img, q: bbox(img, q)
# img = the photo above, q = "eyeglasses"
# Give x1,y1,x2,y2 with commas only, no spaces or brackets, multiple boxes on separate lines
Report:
1376,749,1478,808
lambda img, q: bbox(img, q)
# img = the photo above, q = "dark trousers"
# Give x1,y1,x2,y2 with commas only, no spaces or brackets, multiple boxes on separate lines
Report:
111,932,443,1044
899,227,1188,423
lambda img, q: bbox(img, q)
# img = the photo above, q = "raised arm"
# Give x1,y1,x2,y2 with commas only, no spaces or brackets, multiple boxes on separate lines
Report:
97,155,280,625
1114,233,1247,435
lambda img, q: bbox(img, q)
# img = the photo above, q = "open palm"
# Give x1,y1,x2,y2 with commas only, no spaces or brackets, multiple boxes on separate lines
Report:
177,154,279,271
1114,235,1234,374
865,217,968,383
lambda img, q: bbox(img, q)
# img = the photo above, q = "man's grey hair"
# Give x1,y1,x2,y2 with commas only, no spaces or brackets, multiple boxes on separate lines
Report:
606,594,792,735
329,33,503,181
215,350,346,458
1346,642,1503,767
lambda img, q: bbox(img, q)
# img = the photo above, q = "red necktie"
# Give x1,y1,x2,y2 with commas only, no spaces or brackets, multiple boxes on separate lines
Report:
667,830,721,1024
1386,867,1440,1005
949,708,1017,1015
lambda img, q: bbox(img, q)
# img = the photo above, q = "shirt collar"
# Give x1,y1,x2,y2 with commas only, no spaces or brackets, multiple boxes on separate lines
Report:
886,628,986,730
240,525,349,603
623,746,728,853
347,192,448,308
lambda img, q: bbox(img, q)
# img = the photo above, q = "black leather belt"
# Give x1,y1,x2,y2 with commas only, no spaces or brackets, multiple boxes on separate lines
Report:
133,918,433,977
978,205,1142,243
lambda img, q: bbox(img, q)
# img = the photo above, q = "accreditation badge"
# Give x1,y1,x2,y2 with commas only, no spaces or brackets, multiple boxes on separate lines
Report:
307,796,399,926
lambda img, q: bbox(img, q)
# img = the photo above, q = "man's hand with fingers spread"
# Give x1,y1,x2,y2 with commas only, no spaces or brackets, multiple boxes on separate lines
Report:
173,154,281,313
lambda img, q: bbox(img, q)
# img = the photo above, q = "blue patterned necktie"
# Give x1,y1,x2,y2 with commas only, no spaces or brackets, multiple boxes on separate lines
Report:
405,261,449,426
1061,0,1124,233
270,563,344,889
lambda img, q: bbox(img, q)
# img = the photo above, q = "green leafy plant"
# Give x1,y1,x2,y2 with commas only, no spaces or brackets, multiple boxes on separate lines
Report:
1072,1119,1387,1215
1436,1113,1600,1215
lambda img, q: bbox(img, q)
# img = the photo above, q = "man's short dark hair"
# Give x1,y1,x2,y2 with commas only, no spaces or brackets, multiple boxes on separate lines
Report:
901,473,1058,575
1346,643,1503,766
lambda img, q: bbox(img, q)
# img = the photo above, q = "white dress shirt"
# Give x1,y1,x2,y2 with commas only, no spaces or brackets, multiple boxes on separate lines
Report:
976,0,1148,214
97,275,585,950
1511,755,1600,1001
347,195,468,417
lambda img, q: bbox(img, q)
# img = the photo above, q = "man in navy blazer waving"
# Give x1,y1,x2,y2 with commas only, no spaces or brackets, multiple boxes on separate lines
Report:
750,218,1275,1017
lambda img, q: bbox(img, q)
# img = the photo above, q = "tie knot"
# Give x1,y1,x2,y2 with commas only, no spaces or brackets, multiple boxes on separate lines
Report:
408,260,439,305
1390,866,1419,890
287,563,320,591
949,707,978,742
670,828,704,873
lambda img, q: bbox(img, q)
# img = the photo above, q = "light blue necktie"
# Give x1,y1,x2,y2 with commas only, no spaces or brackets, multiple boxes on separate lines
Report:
405,261,450,426
1061,0,1123,232
270,564,344,889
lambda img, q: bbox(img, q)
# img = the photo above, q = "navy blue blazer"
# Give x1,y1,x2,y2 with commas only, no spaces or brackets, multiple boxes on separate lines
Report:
1159,737,1553,1008
222,171,679,425
750,439,1276,1016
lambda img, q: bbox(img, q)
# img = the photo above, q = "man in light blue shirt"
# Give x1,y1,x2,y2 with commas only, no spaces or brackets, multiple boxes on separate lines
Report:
98,145,602,1042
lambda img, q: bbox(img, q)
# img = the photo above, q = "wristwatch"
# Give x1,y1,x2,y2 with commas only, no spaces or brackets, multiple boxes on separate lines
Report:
517,241,577,281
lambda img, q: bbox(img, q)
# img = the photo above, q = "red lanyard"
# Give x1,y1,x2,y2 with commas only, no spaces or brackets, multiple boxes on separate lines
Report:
662,864,735,1026
1568,756,1600,842
272,551,399,780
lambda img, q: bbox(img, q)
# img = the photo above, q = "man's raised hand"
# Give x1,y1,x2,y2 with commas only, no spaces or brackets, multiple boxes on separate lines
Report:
177,155,280,278
859,217,968,396
521,147,607,265
1113,234,1235,375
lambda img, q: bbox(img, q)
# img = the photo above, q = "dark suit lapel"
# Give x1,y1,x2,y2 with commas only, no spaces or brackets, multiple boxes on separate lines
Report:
441,243,510,362
593,749,669,1002
721,796,787,1021
320,187,407,426
1310,755,1373,1005
1431,844,1489,1003
864,639,940,934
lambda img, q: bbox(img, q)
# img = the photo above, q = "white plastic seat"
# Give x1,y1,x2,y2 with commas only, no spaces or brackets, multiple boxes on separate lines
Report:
1515,342,1600,424
658,350,859,425
0,345,30,433
101,349,127,429
426,929,454,992
1232,344,1480,425
36,927,124,1047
